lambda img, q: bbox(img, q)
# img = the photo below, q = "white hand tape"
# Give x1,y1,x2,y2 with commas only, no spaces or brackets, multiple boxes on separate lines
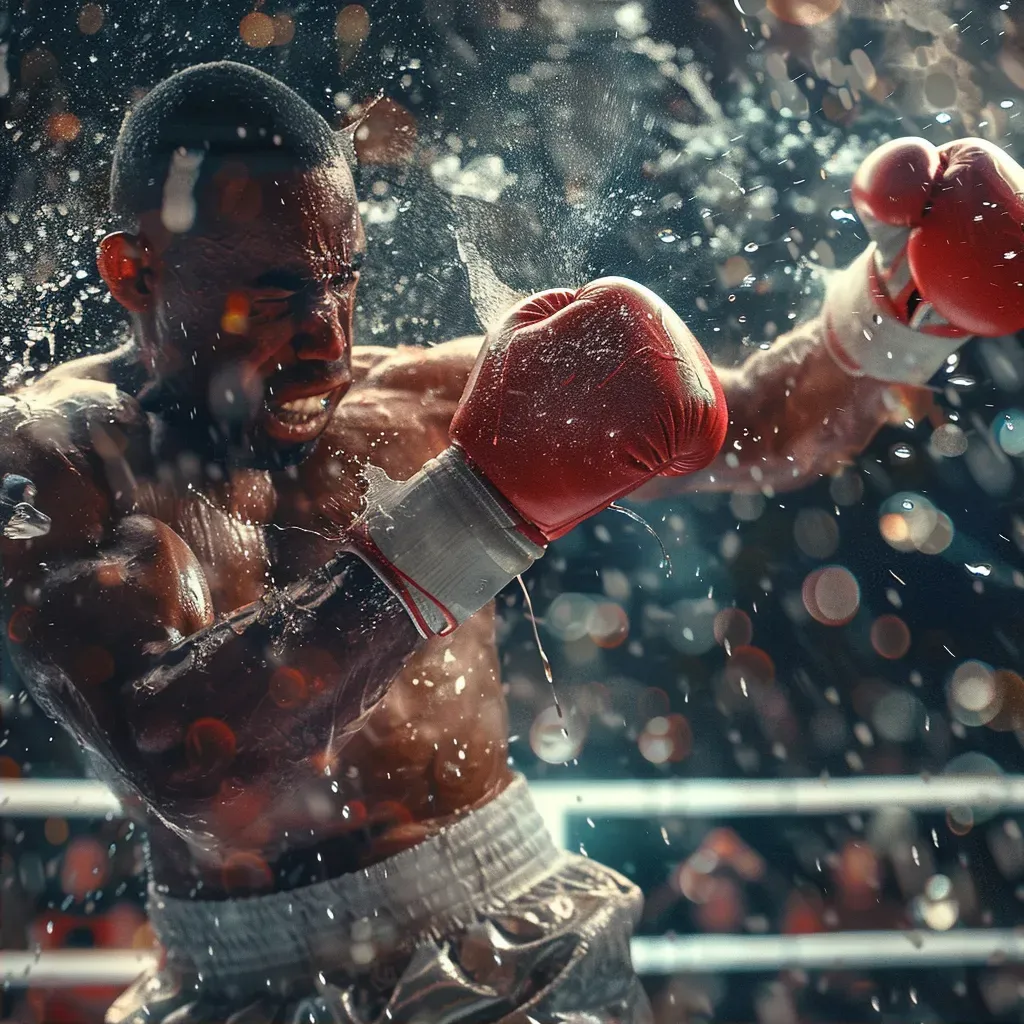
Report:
821,248,968,384
357,447,544,636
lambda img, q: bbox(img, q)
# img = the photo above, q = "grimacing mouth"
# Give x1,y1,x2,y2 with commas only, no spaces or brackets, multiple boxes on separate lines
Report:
260,383,344,442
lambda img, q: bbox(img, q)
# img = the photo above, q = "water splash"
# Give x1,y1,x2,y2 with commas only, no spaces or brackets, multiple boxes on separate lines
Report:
608,502,673,577
516,574,561,720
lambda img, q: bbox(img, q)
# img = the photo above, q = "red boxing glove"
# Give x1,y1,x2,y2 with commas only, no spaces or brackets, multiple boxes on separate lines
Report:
824,137,1024,383
353,278,727,636
451,278,726,540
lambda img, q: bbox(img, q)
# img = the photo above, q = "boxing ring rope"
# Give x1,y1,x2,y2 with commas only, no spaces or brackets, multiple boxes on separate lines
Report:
6,774,1023,835
7,930,1024,986
3,775,1024,985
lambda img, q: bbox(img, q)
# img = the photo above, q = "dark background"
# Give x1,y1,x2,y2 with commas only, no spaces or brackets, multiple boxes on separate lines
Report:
3,0,1024,1020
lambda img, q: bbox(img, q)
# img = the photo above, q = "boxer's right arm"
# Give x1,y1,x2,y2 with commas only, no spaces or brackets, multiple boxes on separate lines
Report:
0,414,421,792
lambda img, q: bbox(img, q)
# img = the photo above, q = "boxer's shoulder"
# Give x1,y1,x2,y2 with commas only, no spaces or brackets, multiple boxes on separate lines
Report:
2,342,146,422
351,337,483,400
292,339,484,522
0,347,149,554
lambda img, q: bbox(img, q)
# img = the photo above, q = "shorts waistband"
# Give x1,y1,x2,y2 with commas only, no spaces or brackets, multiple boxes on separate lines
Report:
147,775,562,986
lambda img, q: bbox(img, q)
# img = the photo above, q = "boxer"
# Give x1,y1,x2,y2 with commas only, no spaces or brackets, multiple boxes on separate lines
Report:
1,62,1021,1023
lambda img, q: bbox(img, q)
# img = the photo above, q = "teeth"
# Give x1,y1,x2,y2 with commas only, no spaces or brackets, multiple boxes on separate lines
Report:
279,393,330,415
266,392,333,427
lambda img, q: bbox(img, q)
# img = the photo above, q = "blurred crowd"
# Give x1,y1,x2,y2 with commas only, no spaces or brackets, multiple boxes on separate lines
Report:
3,0,1024,1020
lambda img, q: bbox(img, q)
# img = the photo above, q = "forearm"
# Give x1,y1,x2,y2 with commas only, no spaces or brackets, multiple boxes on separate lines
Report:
637,312,919,498
14,544,421,777
127,550,420,754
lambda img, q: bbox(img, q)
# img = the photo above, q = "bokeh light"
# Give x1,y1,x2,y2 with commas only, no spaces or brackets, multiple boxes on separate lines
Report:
793,507,839,559
870,615,911,659
239,11,275,48
77,3,104,34
837,840,880,911
802,566,860,626
766,0,842,26
530,704,586,764
878,491,956,555
7,606,35,644
668,597,719,654
44,817,70,846
638,714,693,764
713,607,753,650
271,12,295,46
724,645,776,693
588,601,629,648
988,670,1024,732
61,837,109,899
546,593,596,642
948,660,1001,727
930,422,968,457
871,689,923,743
221,851,273,893
995,408,1024,456
336,4,370,46
46,113,81,143
829,470,864,506
184,718,237,774
915,874,960,931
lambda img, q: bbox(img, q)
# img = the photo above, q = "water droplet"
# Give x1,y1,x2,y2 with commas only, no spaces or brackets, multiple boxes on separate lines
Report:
657,229,678,243
892,444,913,460
743,241,759,253
608,503,673,576
947,375,976,388
517,576,558,716
964,563,992,577
829,208,857,223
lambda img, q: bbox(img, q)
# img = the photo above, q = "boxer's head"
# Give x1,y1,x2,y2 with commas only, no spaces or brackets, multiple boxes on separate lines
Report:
99,62,364,468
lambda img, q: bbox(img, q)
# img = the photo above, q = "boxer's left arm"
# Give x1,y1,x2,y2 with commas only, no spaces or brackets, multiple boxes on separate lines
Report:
635,320,915,498
428,132,1023,504
431,327,901,498
639,136,1024,499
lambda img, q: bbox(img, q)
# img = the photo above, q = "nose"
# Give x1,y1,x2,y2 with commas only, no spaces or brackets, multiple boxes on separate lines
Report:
293,292,347,362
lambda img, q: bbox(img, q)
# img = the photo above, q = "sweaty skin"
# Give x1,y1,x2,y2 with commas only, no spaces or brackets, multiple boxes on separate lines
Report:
0,156,906,901
0,337,504,898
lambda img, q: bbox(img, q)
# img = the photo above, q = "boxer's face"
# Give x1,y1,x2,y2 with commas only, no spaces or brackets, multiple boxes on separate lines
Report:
103,156,364,467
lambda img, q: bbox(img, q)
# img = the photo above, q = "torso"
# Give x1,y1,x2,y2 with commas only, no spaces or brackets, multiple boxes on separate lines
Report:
12,340,513,896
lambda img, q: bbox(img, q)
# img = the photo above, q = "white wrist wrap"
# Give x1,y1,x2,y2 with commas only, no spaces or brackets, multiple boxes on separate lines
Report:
821,247,966,384
356,447,545,636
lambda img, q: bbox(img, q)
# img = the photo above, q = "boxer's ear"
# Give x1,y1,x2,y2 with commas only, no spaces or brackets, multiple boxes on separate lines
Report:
97,231,153,313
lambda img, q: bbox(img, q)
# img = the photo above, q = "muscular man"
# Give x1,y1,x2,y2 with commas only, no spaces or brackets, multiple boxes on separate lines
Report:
1,62,1021,1023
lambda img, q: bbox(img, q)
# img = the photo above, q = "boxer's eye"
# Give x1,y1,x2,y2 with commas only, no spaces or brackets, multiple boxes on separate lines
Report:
250,289,299,321
328,272,355,293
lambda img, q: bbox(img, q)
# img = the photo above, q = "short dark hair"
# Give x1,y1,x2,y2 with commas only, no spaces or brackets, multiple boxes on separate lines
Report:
110,61,350,229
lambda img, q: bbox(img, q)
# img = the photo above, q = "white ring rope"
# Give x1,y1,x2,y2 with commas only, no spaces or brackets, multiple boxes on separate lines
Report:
3,776,1022,986
5,930,1024,986
4,773,1021,818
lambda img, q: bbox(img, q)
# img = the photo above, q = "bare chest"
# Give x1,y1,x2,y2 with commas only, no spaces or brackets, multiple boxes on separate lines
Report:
270,380,454,580
128,380,454,613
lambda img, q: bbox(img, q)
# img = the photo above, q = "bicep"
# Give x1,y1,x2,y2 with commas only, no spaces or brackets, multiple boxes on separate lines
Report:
6,514,213,720
363,336,484,398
